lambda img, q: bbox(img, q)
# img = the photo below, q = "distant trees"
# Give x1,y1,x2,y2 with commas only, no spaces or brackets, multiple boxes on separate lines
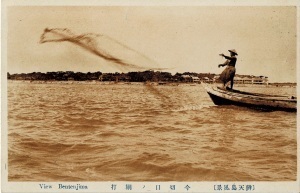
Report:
9,71,103,81
128,71,173,82
8,70,216,83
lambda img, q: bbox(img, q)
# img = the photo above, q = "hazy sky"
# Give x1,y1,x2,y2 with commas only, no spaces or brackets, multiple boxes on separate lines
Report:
6,5,297,82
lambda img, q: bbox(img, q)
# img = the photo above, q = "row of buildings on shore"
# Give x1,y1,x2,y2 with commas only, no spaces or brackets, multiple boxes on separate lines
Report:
177,74,269,85
198,74,270,85
8,70,271,85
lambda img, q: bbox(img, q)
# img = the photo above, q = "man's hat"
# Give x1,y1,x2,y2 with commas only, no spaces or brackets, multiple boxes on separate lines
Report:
228,49,238,55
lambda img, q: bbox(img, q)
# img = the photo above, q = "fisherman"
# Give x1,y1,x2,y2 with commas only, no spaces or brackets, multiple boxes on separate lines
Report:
218,49,238,90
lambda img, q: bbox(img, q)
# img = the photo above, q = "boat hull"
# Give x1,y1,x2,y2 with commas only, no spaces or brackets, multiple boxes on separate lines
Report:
203,84,297,112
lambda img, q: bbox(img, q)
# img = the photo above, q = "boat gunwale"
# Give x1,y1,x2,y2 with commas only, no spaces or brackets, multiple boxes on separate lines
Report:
211,86,296,103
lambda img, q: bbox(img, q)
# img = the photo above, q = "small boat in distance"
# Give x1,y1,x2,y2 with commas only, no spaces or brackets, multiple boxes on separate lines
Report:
203,84,297,112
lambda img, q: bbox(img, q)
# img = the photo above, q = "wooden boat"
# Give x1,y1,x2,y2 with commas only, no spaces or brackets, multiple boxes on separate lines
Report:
203,84,297,112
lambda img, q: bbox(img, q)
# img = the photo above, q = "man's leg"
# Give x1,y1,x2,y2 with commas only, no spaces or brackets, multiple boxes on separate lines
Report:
225,81,230,89
230,77,234,89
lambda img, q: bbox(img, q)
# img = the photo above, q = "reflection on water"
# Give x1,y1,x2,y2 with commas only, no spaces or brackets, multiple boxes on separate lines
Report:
8,81,297,181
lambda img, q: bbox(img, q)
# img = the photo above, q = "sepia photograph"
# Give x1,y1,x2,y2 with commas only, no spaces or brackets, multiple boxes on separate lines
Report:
1,1,299,192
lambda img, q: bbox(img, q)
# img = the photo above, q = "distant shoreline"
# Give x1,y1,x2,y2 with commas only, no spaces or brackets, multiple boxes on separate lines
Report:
6,71,296,86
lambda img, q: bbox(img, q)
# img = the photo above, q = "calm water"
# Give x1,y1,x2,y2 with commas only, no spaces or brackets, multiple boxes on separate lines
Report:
7,81,297,181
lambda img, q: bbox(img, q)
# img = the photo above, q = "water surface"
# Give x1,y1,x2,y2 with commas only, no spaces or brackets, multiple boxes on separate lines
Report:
8,81,297,181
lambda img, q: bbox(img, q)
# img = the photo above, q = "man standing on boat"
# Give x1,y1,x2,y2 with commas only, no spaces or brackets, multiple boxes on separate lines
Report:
218,49,238,89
